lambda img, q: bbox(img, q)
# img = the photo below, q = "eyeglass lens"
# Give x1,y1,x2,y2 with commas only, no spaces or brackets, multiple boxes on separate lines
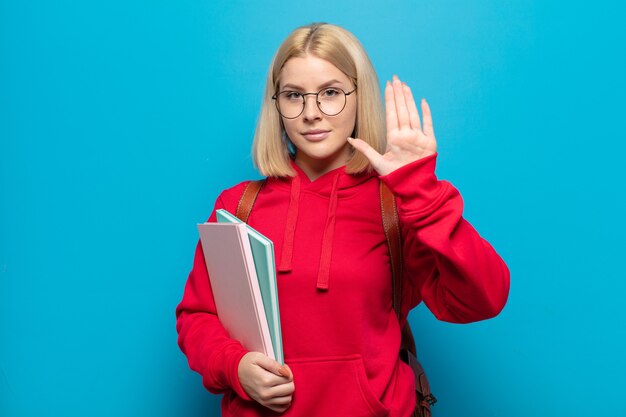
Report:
275,88,348,119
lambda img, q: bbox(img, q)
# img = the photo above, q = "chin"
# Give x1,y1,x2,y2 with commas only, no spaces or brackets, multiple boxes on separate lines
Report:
301,145,347,160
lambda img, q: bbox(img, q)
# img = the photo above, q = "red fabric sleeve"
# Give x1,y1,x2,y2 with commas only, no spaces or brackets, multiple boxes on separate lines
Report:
175,193,253,401
380,153,510,324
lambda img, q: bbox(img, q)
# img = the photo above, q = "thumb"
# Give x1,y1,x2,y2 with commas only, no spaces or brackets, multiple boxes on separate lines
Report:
276,363,293,381
348,137,382,168
281,364,293,380
255,354,292,379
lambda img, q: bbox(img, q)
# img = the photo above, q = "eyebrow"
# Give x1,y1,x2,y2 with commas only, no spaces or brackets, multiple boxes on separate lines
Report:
280,79,345,91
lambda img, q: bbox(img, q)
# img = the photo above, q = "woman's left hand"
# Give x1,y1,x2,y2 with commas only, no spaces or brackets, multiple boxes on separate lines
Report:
349,75,437,176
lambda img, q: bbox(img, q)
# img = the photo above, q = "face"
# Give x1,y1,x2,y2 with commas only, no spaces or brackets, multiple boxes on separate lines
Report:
278,55,357,178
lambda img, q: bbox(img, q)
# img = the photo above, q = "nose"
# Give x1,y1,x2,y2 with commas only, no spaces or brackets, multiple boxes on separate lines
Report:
302,94,322,121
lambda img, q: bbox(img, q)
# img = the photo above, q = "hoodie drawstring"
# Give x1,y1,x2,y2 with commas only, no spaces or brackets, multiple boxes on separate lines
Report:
316,172,340,290
278,174,301,272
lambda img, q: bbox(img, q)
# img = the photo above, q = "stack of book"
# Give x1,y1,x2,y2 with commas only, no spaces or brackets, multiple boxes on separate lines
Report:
197,209,283,364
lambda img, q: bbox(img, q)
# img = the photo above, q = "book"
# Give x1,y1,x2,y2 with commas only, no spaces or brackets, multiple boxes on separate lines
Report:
216,209,284,364
197,222,275,360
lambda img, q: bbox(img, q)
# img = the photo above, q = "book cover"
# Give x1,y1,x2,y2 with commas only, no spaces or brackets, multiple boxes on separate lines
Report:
216,209,284,364
197,222,275,360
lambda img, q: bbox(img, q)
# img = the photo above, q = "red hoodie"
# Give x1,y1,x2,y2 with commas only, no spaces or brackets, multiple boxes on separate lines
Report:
175,154,510,417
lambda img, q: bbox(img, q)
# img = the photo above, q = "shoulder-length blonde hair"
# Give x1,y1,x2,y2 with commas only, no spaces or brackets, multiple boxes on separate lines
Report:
252,23,386,177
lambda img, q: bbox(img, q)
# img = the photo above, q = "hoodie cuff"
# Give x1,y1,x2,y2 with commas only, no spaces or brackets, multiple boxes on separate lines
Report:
211,343,253,402
379,153,449,214
228,349,253,401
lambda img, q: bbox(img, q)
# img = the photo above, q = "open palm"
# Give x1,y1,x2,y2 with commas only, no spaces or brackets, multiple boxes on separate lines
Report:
349,75,437,176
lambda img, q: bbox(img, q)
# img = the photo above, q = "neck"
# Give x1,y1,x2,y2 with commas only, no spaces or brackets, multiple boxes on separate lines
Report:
295,156,347,181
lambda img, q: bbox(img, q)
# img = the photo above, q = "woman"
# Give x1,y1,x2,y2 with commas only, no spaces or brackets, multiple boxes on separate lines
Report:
176,23,510,417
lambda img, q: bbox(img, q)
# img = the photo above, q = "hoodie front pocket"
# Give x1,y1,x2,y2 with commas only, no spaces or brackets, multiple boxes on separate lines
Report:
286,354,390,417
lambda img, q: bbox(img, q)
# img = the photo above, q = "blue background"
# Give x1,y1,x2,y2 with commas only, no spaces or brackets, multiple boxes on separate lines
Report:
2,1,625,416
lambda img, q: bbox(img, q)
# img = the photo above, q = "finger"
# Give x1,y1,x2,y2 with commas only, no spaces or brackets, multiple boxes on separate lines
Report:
384,80,398,131
255,354,288,378
268,402,291,413
421,99,434,137
267,381,295,398
267,395,293,406
403,83,421,131
276,365,292,380
348,137,383,168
282,364,293,380
392,75,410,129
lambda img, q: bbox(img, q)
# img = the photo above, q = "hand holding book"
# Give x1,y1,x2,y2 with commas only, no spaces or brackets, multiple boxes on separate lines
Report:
238,352,294,413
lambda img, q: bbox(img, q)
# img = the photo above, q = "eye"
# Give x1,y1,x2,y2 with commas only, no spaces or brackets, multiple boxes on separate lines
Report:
321,88,341,98
283,91,303,100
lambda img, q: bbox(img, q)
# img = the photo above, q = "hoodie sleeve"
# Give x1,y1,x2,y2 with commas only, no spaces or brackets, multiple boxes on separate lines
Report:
175,192,253,401
379,153,510,324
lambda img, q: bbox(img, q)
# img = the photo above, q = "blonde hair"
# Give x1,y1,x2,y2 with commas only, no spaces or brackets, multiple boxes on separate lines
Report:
252,23,386,177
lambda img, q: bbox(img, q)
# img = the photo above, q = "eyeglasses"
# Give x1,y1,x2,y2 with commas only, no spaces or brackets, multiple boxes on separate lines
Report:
272,87,357,119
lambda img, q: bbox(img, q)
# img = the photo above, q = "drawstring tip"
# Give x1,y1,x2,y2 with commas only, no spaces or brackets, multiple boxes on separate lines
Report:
316,277,329,291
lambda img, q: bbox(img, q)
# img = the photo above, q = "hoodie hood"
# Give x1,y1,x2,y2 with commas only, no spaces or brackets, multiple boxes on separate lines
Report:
272,161,376,290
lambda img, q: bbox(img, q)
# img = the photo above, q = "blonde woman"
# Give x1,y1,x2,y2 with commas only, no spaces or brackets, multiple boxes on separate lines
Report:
176,22,510,417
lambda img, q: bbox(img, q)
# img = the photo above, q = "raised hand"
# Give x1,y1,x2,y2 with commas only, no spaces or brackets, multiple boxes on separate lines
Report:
349,75,437,176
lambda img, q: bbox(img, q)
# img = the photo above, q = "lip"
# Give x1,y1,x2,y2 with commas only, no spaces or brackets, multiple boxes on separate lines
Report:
302,130,331,141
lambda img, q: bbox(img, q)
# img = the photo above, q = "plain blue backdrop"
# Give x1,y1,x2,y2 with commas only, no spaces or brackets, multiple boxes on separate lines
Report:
2,1,625,416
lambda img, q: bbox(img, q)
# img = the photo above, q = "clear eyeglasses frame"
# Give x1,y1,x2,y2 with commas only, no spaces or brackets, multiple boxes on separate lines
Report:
272,87,357,119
